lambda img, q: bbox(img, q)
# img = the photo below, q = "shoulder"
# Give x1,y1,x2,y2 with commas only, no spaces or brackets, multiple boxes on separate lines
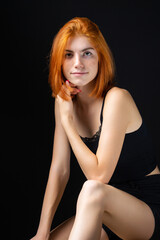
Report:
104,87,133,109
103,87,142,128
106,86,131,99
102,87,136,125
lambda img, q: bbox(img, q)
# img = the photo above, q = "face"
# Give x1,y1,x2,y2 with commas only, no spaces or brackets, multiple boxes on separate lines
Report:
62,35,99,87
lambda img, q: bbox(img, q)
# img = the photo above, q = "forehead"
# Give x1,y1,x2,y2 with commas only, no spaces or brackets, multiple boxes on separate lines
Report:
65,35,95,51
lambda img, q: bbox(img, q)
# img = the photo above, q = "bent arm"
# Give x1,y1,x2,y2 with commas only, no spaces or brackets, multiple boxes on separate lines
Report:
62,88,135,183
36,100,71,238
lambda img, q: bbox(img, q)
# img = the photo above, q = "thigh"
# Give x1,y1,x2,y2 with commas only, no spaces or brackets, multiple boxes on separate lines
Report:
102,184,155,240
49,217,75,240
49,216,109,240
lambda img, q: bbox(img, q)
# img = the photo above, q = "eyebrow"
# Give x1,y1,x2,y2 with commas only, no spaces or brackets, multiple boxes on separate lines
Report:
65,47,95,52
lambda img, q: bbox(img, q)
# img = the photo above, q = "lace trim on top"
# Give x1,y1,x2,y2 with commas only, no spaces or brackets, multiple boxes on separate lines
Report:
80,125,102,142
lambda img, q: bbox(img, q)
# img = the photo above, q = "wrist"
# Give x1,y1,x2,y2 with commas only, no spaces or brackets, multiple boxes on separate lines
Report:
61,115,73,127
36,228,50,239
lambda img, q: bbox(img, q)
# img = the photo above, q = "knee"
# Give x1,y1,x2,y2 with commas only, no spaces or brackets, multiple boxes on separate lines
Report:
82,179,105,193
77,180,105,206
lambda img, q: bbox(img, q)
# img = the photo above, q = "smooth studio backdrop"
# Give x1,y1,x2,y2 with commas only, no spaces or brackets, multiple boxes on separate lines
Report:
1,1,160,239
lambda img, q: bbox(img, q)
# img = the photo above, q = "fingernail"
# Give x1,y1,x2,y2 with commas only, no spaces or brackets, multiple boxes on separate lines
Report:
66,80,69,84
78,89,82,92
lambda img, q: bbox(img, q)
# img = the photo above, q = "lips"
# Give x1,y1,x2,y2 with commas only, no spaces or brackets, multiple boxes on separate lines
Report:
71,72,88,75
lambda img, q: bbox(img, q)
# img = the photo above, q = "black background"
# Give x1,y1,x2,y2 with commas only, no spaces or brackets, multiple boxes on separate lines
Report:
1,1,160,239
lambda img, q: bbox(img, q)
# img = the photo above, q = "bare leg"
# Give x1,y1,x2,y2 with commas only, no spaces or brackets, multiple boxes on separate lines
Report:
68,180,155,240
49,217,75,240
49,216,109,240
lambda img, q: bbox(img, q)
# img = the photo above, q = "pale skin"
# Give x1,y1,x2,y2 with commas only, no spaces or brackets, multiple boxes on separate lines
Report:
31,35,160,240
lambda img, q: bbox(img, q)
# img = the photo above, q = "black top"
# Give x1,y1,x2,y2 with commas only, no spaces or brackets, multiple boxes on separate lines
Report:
70,91,157,185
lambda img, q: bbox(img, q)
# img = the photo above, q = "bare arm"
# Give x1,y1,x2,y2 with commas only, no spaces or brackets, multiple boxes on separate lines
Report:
34,99,71,239
61,87,138,183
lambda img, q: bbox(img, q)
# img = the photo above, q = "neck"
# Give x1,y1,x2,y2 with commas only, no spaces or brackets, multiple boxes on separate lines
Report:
74,93,103,114
74,79,98,108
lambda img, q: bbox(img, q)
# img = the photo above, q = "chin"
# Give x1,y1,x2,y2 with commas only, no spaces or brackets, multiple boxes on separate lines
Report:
71,78,91,86
68,79,83,86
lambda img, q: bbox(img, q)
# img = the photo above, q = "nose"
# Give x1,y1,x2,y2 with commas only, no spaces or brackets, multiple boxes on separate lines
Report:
74,54,84,69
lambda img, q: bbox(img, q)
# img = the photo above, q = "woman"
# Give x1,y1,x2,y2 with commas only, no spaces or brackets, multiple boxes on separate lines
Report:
31,17,160,240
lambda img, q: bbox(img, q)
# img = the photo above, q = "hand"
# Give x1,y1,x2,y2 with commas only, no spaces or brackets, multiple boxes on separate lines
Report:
58,80,81,101
56,80,81,121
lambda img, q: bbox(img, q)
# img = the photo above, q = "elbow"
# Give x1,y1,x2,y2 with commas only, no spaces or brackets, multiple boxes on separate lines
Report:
88,157,111,184
88,173,110,184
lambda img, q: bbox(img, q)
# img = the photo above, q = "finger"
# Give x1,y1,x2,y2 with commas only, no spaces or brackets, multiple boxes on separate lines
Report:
61,84,71,97
64,82,72,93
66,80,78,91
66,80,76,87
65,82,81,95
71,89,82,95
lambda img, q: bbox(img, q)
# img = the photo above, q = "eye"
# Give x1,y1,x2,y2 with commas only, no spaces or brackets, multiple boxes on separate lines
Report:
83,51,92,57
65,53,73,58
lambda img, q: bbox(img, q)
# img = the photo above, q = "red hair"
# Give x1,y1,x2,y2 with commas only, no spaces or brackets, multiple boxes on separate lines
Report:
48,17,115,99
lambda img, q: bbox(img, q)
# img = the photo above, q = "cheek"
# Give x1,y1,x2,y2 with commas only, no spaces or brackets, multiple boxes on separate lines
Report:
89,59,99,75
62,62,69,77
